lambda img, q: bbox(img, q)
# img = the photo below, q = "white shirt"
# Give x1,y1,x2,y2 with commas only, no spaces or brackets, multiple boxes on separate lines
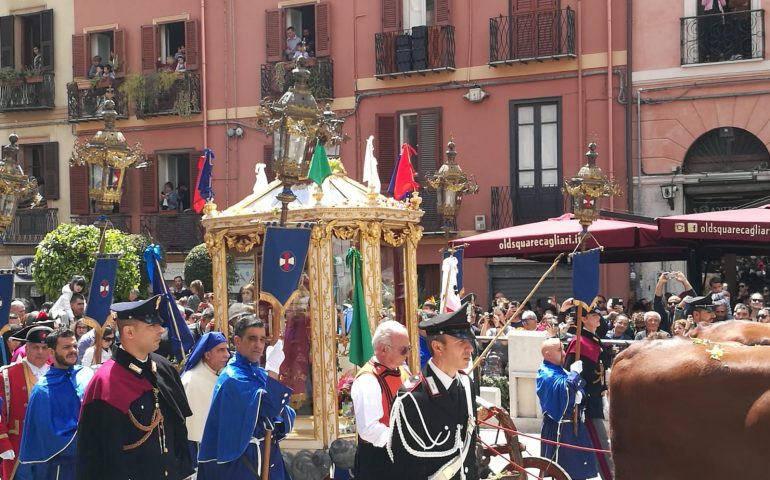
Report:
23,358,49,381
427,359,457,390
351,361,391,447
82,347,113,369
181,361,219,443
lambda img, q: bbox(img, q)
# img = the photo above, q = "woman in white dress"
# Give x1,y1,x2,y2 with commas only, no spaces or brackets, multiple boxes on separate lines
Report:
81,326,115,369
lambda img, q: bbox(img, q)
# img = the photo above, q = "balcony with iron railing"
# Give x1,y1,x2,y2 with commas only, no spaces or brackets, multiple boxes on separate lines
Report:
375,25,455,78
0,72,55,113
139,71,201,118
70,214,132,233
141,212,203,253
67,78,128,122
4,208,58,245
261,57,334,100
681,9,764,65
489,8,576,65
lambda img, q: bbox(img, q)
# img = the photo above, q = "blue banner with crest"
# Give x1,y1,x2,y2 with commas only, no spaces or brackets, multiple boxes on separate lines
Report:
260,226,312,310
84,254,119,327
571,248,601,310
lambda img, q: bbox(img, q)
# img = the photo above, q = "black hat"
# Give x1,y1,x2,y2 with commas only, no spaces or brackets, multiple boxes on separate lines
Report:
418,303,475,342
685,295,715,311
112,295,164,325
586,307,603,317
10,323,54,344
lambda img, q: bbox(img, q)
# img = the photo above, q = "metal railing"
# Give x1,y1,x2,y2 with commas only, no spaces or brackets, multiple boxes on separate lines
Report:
491,186,514,230
4,208,58,244
0,73,55,112
140,212,203,253
681,9,764,65
67,78,128,122
140,71,201,118
70,214,132,233
489,8,576,64
375,25,455,77
261,57,334,100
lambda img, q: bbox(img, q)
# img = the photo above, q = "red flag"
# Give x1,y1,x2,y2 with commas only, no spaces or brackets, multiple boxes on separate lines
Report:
393,144,419,200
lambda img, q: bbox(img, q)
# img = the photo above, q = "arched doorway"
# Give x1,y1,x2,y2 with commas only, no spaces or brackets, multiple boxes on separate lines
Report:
683,126,770,174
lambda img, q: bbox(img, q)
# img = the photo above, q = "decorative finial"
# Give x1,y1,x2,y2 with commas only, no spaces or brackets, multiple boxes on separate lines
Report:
586,142,598,165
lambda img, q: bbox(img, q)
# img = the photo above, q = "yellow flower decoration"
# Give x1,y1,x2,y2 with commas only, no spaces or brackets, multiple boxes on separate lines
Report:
705,344,725,361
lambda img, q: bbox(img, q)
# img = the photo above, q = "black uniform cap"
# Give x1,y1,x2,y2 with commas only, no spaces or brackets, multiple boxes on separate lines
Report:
419,302,475,342
112,295,164,325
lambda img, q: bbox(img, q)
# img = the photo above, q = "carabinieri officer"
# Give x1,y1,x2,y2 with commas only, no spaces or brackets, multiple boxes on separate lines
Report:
76,295,194,480
388,303,479,480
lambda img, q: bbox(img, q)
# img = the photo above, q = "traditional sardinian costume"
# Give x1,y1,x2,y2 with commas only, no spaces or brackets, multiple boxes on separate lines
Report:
16,364,93,480
536,360,597,480
197,352,295,480
387,303,478,480
76,297,194,480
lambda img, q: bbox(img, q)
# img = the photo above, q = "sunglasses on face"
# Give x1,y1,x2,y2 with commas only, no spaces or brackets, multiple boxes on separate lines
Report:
752,298,764,302
758,314,768,319
103,337,115,342
388,344,411,355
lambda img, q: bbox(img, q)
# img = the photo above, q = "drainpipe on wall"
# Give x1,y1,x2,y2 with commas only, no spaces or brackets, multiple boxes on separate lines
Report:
606,0,614,210
201,0,208,151
636,88,643,216
625,0,634,213
577,0,584,156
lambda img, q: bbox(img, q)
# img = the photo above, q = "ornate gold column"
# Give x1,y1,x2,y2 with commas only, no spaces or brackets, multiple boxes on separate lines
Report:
308,223,337,446
204,230,229,337
403,224,423,373
359,221,383,333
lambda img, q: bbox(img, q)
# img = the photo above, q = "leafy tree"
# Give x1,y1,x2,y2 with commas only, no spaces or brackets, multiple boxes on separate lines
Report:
32,223,141,301
184,243,236,293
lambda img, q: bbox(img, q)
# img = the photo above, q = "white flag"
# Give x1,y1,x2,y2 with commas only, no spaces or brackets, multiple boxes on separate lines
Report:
254,163,269,194
440,255,462,313
363,135,381,193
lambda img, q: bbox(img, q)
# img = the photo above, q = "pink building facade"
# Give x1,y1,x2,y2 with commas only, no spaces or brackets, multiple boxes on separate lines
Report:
69,0,632,305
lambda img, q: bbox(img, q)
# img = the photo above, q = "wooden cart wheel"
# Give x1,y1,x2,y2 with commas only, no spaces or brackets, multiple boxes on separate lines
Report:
522,456,571,480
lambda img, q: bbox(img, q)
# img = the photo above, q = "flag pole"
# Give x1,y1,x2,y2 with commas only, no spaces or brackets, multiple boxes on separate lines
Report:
153,256,188,366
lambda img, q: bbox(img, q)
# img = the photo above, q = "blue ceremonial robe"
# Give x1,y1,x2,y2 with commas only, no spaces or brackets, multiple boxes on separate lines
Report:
197,352,295,480
17,365,93,480
536,361,597,480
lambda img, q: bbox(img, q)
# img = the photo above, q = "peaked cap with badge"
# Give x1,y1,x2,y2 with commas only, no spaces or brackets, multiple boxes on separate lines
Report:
111,295,165,324
419,302,475,343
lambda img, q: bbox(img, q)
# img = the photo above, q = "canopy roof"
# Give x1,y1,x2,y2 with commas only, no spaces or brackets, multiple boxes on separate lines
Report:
657,205,770,243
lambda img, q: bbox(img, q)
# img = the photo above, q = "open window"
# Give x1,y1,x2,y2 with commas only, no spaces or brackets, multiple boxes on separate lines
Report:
381,0,449,32
141,150,200,213
682,0,760,64
19,143,59,201
72,29,125,78
265,2,331,62
140,19,199,73
0,9,54,71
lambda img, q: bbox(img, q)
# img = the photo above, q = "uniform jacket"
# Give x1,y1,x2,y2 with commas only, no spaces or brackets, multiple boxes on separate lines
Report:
0,361,38,479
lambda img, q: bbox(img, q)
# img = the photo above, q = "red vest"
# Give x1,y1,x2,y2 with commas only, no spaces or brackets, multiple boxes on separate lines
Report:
0,362,36,479
356,360,410,426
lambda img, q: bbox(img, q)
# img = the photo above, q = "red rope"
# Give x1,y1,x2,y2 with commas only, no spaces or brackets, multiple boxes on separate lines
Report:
476,435,543,480
478,419,611,454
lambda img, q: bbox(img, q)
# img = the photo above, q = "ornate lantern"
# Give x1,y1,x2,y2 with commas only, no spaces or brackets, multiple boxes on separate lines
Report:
255,57,344,224
70,89,146,214
562,142,620,230
0,134,40,233
427,138,478,234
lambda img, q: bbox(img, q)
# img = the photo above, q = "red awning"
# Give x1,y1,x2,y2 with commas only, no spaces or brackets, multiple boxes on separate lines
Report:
455,214,673,261
657,205,770,243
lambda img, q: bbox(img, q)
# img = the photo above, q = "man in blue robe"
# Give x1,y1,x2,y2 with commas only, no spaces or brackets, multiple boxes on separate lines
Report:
16,328,93,480
536,338,597,480
198,315,295,479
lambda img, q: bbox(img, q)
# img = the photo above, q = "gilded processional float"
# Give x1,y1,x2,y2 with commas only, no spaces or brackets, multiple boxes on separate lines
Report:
201,58,430,450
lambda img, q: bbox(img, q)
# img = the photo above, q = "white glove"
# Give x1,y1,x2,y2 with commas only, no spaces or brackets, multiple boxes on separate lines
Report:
575,391,583,405
0,449,14,460
570,360,583,374
265,339,285,374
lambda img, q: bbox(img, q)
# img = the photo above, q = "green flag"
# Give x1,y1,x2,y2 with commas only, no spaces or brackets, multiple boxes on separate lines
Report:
308,140,331,187
346,247,373,367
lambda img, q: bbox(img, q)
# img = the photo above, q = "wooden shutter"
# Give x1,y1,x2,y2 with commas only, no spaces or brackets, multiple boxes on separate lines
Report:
265,9,283,62
119,169,130,213
0,16,15,68
72,34,87,77
70,164,89,215
141,25,158,73
40,10,54,70
184,20,200,70
263,145,275,187
314,3,331,57
141,154,158,212
375,114,397,194
42,142,59,200
435,0,451,26
113,29,125,74
382,0,402,33
417,109,442,231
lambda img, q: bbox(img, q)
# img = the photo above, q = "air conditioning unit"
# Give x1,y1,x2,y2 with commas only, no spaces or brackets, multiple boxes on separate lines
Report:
474,215,486,231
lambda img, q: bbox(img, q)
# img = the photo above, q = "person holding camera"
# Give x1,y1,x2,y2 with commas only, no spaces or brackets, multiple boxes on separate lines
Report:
653,271,695,334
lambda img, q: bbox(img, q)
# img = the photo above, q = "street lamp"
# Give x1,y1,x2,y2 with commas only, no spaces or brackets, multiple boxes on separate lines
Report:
427,138,478,235
0,134,40,233
255,57,344,225
562,142,620,232
70,88,146,214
